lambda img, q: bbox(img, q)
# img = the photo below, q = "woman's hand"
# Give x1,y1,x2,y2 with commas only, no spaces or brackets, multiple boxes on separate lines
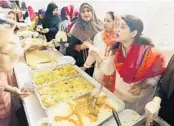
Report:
128,80,149,96
13,87,31,99
81,39,93,49
75,44,81,52
129,83,143,96
41,28,49,33
145,97,161,125
80,66,86,71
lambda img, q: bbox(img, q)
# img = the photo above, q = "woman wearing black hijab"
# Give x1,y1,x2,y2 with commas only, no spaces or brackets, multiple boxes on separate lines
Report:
42,3,61,42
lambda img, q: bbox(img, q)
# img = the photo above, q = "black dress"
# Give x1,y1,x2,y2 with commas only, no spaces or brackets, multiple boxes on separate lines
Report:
155,54,174,125
66,35,94,76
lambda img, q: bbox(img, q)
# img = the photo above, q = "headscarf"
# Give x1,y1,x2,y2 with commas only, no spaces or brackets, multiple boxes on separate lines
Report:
70,3,103,42
60,7,67,21
43,3,60,28
37,9,45,25
27,6,36,21
64,4,79,21
38,9,45,17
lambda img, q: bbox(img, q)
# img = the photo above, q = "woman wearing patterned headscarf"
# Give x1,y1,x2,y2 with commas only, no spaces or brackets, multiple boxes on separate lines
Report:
66,3,103,76
59,7,71,32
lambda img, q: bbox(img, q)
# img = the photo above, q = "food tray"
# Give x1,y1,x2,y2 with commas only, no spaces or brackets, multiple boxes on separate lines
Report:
31,64,80,87
131,114,170,126
102,109,141,126
34,75,95,109
46,88,125,126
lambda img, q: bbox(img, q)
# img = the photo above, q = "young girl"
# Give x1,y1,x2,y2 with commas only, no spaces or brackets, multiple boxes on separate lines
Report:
0,26,30,126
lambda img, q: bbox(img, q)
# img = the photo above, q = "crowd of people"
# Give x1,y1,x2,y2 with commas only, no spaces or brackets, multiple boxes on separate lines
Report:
1,1,174,126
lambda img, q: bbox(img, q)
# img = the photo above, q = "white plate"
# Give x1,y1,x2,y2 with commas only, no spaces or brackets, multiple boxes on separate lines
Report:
57,56,76,65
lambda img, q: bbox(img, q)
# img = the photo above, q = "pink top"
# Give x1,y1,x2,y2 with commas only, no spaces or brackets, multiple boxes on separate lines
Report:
0,72,11,119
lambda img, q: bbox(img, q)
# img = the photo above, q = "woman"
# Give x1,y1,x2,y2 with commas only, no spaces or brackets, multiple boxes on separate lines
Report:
65,4,79,22
37,9,45,26
42,3,61,42
65,4,79,34
66,3,103,76
99,15,165,114
0,25,30,126
27,6,36,22
59,7,71,32
146,54,174,125
7,10,19,33
82,11,119,84
30,9,45,30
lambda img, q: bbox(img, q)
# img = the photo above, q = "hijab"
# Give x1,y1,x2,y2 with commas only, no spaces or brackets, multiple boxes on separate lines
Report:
65,4,79,21
70,3,103,42
38,9,45,25
27,6,36,21
43,3,60,29
60,7,68,21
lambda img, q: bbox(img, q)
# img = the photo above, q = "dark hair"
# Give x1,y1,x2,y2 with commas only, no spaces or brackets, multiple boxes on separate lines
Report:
60,7,68,21
122,15,154,46
107,11,115,20
8,10,15,15
23,12,28,20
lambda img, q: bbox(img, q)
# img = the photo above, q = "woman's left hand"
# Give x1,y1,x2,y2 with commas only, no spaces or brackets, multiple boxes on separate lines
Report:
14,87,31,99
129,84,143,96
75,44,81,52
41,28,49,33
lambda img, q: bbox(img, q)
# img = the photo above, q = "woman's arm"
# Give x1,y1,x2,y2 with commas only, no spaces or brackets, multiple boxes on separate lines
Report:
101,53,115,75
66,35,80,57
48,27,58,32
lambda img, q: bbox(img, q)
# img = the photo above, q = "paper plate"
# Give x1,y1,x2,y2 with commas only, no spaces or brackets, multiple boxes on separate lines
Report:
57,56,76,65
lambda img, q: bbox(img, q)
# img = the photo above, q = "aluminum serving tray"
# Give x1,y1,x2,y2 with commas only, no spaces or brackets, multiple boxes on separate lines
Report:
30,63,80,87
34,74,95,109
44,67,125,126
131,114,170,126
46,88,125,126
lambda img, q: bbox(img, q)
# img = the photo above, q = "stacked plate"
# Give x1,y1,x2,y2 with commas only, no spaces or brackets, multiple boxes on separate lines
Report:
56,56,76,65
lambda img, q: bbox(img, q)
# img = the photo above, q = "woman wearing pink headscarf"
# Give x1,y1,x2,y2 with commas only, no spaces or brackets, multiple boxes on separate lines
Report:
65,4,79,21
65,4,79,34
27,6,36,21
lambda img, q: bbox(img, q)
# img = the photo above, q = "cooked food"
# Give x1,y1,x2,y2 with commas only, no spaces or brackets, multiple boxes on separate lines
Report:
41,122,49,126
37,76,94,107
33,65,78,86
53,91,120,126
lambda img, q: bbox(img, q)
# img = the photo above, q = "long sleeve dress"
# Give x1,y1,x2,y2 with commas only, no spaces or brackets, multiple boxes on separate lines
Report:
66,35,94,76
101,44,165,114
84,31,107,83
154,54,174,125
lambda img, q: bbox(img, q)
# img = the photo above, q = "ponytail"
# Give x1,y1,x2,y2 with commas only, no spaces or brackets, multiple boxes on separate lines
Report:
135,35,154,47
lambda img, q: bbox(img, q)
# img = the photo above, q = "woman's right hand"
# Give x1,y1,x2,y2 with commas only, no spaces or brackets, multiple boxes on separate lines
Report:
13,87,31,99
145,97,161,125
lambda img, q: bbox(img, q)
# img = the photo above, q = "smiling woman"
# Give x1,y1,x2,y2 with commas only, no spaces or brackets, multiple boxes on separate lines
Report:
66,3,103,76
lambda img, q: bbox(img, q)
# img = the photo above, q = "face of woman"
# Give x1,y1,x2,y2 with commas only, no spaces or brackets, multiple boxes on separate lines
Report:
80,7,93,22
104,13,116,32
116,19,134,43
0,29,23,72
8,13,16,21
39,14,44,19
52,8,58,15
